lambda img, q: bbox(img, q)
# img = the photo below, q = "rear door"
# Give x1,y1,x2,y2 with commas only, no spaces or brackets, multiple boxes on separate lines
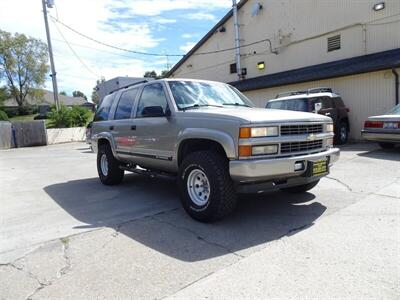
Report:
311,97,338,123
111,88,139,161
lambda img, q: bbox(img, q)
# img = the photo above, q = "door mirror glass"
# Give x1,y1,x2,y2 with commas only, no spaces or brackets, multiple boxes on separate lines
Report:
142,106,165,117
314,102,322,113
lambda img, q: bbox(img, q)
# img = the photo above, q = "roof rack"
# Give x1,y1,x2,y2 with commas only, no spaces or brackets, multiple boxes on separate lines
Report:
307,87,333,94
275,90,307,98
275,87,333,98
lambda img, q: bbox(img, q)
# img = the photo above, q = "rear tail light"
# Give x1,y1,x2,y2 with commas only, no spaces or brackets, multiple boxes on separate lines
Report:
346,108,350,113
364,121,383,128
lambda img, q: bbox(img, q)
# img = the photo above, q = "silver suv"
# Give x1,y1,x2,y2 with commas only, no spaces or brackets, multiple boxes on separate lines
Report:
92,79,340,222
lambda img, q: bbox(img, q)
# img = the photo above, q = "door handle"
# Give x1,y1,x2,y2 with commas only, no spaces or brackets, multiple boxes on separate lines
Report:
109,125,114,130
131,125,136,130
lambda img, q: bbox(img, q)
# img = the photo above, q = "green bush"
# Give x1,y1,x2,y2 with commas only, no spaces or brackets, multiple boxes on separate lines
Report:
70,106,91,127
0,110,9,121
47,105,91,128
47,105,72,128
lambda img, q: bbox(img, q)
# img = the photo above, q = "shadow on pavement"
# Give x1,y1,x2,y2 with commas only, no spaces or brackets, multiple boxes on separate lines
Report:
44,173,326,262
357,148,400,161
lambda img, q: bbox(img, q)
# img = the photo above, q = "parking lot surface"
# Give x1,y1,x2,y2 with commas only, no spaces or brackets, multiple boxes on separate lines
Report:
0,142,399,299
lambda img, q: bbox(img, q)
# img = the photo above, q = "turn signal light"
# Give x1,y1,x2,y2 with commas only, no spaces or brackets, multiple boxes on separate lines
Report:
239,145,252,157
239,128,251,138
364,121,383,128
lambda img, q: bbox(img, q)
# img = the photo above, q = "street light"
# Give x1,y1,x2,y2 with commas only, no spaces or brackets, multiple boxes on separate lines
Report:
41,0,60,111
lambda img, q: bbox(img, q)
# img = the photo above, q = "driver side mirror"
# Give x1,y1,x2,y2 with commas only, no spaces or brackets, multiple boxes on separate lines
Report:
142,106,165,117
314,103,322,113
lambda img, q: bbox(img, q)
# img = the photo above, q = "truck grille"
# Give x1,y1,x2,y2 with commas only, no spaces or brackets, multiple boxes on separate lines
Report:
280,140,323,154
280,124,323,136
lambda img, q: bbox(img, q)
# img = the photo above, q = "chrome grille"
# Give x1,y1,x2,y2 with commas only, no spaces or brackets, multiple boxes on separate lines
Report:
280,124,323,136
280,140,323,154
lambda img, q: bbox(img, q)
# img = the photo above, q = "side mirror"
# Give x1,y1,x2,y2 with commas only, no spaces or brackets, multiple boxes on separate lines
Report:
314,103,322,113
142,106,165,117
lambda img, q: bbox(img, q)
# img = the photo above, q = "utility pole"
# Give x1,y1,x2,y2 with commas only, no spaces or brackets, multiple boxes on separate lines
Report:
232,0,242,80
41,0,60,111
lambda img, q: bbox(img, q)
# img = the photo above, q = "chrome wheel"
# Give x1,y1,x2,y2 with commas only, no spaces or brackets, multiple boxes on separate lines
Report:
100,153,109,176
187,169,210,206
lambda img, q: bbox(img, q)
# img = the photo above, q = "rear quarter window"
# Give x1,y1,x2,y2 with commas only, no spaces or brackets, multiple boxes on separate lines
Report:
94,94,114,121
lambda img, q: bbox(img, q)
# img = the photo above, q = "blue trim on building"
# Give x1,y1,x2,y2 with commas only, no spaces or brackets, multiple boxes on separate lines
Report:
230,48,400,92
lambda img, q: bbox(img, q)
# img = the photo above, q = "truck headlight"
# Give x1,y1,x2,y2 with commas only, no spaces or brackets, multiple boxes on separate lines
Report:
327,123,334,133
252,144,278,155
240,126,279,138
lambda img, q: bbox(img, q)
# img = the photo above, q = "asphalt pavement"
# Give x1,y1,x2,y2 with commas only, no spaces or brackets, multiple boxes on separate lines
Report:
0,142,399,299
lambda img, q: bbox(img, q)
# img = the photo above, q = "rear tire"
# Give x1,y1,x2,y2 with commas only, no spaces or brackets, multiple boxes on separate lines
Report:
335,121,348,145
97,143,124,185
281,180,320,193
178,151,237,222
378,142,395,149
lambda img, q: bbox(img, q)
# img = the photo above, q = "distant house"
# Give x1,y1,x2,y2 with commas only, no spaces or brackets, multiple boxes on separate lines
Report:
3,89,95,113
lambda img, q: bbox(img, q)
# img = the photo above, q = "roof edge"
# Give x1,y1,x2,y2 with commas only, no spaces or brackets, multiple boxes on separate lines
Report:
166,0,249,77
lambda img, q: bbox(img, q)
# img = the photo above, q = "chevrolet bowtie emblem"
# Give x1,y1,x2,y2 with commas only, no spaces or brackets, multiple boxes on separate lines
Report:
307,134,317,141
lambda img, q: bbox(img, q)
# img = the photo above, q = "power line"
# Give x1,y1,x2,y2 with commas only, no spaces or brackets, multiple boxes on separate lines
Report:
51,18,100,78
49,15,278,57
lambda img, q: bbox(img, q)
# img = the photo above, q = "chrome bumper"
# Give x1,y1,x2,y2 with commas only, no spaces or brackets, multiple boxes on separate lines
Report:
229,148,340,182
361,131,400,143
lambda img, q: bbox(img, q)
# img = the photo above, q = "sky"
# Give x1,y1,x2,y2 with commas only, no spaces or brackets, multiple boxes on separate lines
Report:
0,0,232,99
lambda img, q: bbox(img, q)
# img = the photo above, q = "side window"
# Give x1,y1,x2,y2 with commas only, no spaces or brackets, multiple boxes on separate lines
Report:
114,88,138,120
136,83,168,117
310,97,332,109
334,97,345,108
94,94,114,121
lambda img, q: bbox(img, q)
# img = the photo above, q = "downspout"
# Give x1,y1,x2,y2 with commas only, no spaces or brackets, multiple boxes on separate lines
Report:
232,0,242,80
393,68,399,105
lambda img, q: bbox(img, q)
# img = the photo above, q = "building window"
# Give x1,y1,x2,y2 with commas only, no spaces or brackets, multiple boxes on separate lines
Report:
327,35,341,52
230,63,237,74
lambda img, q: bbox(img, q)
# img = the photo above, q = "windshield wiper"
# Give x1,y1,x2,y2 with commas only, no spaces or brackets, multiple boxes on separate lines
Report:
222,103,251,107
180,104,224,111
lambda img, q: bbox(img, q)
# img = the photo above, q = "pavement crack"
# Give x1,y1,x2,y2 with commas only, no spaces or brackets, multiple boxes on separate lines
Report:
151,216,244,258
59,237,72,276
326,175,353,191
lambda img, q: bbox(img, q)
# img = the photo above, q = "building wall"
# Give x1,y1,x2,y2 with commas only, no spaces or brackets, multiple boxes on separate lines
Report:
171,0,400,81
244,68,399,140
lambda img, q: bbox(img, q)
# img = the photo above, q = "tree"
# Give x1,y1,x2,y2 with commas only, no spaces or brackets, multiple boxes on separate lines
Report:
143,70,169,79
0,86,9,106
72,90,87,100
0,30,49,107
91,78,105,105
59,91,67,96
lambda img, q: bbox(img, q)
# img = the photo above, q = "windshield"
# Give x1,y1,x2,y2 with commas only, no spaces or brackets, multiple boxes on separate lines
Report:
386,104,400,115
266,98,309,112
168,80,254,110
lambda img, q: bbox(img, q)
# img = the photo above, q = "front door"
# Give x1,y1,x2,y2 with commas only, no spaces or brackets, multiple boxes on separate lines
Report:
131,82,176,171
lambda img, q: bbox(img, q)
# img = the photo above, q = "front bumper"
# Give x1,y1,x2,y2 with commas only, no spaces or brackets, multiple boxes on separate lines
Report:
229,148,340,183
361,130,400,143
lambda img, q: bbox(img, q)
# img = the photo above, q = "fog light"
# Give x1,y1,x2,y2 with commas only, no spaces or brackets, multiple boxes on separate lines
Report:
294,161,305,171
252,144,278,155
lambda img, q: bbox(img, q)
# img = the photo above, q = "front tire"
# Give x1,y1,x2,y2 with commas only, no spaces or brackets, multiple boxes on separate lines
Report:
97,143,124,185
281,180,320,193
379,142,395,149
178,151,237,222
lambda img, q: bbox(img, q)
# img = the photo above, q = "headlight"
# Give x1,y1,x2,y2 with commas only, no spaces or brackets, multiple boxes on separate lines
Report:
252,145,278,156
326,123,334,133
240,126,279,138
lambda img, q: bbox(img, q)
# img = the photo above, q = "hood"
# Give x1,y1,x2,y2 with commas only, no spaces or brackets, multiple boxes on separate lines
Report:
178,107,331,124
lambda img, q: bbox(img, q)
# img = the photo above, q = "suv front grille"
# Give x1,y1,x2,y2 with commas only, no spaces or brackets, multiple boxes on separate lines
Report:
280,140,323,154
280,124,323,136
